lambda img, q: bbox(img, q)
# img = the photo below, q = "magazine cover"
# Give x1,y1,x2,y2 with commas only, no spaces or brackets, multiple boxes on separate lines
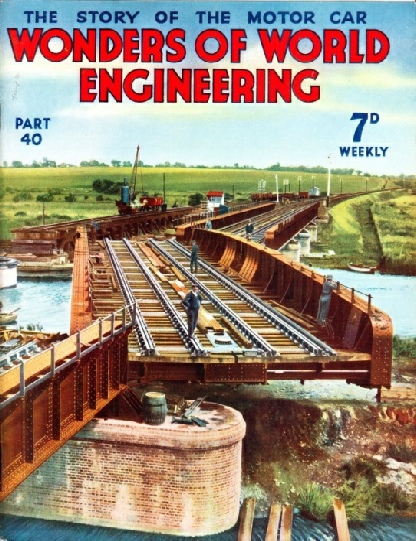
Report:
1,0,415,538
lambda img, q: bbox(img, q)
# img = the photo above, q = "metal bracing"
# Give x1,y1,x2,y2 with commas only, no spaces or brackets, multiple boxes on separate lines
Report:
167,239,336,357
105,239,156,355
122,239,206,356
148,239,277,356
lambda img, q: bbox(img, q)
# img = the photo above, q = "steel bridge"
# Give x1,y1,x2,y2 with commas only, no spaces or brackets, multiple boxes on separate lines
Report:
0,199,393,500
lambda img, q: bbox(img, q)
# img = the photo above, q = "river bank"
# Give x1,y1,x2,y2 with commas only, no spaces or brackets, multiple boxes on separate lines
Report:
133,361,416,523
308,189,416,276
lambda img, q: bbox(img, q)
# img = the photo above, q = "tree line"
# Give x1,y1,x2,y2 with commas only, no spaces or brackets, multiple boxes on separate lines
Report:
2,159,413,179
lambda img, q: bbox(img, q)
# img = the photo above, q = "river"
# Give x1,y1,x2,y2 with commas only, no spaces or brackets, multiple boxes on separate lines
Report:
1,512,415,540
1,270,415,337
310,267,416,337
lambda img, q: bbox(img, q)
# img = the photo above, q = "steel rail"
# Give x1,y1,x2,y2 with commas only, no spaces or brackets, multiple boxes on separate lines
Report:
168,239,336,357
221,207,297,243
105,239,156,355
122,239,207,356
148,239,277,356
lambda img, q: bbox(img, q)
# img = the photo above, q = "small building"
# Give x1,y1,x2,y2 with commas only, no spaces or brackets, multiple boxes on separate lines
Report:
0,257,19,289
206,191,225,213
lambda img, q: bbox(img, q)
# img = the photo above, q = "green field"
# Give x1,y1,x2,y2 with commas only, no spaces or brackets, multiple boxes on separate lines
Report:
0,166,399,240
314,189,416,274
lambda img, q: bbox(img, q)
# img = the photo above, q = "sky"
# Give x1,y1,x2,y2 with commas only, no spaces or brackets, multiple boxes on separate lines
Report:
0,0,415,176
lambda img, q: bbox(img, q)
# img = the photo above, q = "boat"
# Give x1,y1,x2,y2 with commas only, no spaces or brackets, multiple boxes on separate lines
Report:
0,308,19,324
348,263,377,274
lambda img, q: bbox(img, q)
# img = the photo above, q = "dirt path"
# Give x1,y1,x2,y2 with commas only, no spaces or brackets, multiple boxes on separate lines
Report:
352,201,383,264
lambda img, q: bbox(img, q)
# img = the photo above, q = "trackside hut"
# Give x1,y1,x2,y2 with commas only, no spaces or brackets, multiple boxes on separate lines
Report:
206,191,225,214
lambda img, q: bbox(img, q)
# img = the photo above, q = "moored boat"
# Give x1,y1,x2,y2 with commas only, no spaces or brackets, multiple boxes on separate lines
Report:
0,310,19,324
348,263,377,274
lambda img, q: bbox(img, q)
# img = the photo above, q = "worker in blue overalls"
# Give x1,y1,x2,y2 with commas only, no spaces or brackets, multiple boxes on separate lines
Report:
183,284,203,339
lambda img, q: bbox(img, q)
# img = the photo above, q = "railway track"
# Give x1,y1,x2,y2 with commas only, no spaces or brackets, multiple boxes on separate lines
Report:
220,201,314,243
95,238,335,363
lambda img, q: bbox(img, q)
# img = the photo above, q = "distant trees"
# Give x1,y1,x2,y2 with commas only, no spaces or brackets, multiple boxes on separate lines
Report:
80,160,108,167
36,192,54,202
13,192,33,202
92,179,122,195
188,192,204,206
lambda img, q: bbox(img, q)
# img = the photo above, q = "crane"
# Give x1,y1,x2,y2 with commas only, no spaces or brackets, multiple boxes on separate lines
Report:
116,145,140,215
116,145,165,214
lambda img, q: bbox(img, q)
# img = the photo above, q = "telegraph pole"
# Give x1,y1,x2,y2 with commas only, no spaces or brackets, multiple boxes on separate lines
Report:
327,155,331,206
275,175,279,203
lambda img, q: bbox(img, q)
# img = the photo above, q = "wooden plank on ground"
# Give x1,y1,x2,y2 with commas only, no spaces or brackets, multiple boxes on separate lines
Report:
172,266,187,282
379,386,416,402
238,497,256,541
136,241,167,269
150,265,169,282
265,502,282,541
279,505,293,541
333,498,350,541
170,280,224,332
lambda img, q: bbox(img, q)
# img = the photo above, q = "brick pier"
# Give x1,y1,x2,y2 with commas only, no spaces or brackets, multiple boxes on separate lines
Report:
3,401,246,536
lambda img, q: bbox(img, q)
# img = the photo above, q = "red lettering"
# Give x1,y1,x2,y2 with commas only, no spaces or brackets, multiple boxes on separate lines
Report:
289,30,322,62
73,29,96,62
80,68,97,102
153,69,165,102
212,69,229,102
124,69,152,102
195,29,228,62
267,70,293,103
230,29,247,63
99,29,123,62
141,29,165,62
99,68,123,101
39,28,72,61
256,69,265,103
258,29,291,63
349,30,365,63
323,30,346,63
166,69,192,102
366,29,390,63
123,29,140,62
194,69,210,102
166,29,186,62
293,69,320,103
231,69,254,103
7,28,43,61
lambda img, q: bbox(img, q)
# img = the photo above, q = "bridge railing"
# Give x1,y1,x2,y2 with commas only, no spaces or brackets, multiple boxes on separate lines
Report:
0,304,135,411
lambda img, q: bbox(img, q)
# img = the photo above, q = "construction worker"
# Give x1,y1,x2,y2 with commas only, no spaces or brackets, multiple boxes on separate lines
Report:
183,283,203,339
245,220,254,240
317,275,337,325
190,239,199,273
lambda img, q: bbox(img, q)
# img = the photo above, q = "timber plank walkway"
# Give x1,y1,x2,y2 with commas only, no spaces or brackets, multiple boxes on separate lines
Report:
239,497,350,540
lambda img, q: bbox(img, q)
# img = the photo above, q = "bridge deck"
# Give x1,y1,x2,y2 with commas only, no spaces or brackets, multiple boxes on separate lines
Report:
86,236,381,387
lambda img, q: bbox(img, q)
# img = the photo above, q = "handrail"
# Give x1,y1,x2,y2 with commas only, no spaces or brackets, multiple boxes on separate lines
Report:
0,305,134,411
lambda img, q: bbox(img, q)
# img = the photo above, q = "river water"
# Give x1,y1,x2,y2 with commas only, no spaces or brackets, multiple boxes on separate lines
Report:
311,267,416,338
1,512,415,540
0,278,71,334
1,270,414,337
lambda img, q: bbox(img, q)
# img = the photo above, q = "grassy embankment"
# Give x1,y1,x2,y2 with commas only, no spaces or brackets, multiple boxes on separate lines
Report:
309,189,416,275
0,166,394,240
